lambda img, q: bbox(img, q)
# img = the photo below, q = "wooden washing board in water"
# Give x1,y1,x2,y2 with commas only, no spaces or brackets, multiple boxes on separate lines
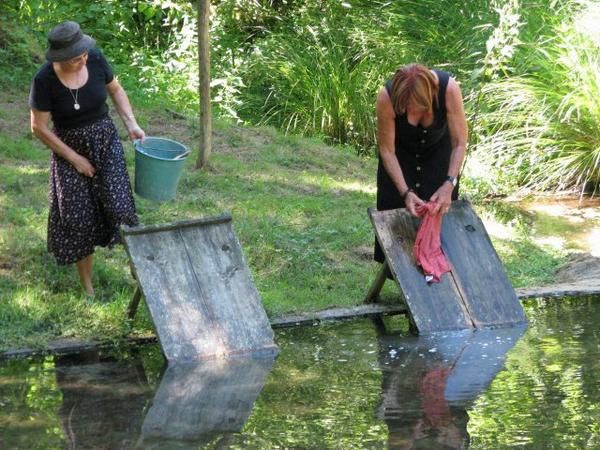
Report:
121,214,277,362
365,199,527,333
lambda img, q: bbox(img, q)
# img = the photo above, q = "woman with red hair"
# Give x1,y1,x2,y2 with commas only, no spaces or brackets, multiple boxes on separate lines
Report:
374,64,468,264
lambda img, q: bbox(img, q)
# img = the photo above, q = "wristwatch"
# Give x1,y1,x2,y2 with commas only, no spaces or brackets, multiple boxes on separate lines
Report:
446,175,457,187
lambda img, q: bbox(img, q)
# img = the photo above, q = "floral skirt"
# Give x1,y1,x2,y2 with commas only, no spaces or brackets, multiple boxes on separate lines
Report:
48,117,138,265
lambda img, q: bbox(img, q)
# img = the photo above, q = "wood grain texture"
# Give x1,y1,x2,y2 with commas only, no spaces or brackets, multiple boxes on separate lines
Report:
369,200,527,333
122,216,276,362
441,200,527,327
369,208,473,333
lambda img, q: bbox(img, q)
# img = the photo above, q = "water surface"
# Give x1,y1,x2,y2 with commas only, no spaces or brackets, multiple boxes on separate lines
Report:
1,297,599,449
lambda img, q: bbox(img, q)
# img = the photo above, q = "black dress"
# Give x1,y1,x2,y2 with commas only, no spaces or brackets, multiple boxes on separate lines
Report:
374,70,459,263
29,50,138,265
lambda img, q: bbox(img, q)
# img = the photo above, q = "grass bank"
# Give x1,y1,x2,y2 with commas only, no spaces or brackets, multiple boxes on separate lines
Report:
0,89,568,352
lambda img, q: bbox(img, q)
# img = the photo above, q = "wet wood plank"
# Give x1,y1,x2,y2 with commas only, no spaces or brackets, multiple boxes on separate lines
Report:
270,303,408,328
121,214,277,362
515,282,600,299
369,200,527,333
441,200,527,327
369,208,474,333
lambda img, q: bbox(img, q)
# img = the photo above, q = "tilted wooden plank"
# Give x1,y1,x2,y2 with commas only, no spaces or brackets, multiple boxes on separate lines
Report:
122,216,276,361
123,230,226,361
441,200,527,327
178,222,275,355
369,208,474,333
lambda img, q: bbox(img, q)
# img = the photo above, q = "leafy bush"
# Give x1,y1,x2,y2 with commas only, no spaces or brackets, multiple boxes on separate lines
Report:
474,0,600,194
0,18,45,87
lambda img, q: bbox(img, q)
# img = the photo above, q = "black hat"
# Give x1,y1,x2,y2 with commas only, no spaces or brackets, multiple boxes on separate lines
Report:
45,21,95,62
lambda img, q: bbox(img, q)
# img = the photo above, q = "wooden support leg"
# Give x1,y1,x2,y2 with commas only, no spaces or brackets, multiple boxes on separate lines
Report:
364,262,389,303
127,287,142,321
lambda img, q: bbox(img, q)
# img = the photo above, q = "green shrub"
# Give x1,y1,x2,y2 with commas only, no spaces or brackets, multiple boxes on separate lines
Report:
474,1,600,194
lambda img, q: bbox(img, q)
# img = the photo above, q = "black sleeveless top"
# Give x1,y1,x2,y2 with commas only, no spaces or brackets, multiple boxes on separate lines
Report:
376,69,458,208
29,49,114,130
374,69,458,262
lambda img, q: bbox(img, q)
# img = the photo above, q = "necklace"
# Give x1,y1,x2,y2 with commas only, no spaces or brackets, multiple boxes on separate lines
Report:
67,69,82,110
68,88,80,110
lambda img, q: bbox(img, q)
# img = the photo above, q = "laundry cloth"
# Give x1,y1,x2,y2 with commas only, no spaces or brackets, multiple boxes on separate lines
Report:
413,201,451,283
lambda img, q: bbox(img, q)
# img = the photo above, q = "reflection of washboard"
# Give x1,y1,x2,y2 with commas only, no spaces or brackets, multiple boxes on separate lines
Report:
121,214,277,361
366,199,527,333
141,357,275,443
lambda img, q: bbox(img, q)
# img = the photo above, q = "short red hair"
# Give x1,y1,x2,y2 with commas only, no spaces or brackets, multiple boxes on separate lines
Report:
390,64,438,115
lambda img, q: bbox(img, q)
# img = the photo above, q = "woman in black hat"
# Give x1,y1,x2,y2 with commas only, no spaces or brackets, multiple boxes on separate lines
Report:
29,21,145,297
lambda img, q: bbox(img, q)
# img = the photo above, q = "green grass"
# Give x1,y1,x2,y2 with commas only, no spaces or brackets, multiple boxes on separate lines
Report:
0,88,572,352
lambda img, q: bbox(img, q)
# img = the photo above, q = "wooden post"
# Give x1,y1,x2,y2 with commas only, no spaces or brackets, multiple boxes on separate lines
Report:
364,262,389,303
196,0,212,169
127,287,142,321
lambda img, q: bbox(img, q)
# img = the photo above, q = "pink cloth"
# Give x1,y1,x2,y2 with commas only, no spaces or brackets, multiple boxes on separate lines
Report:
413,202,451,283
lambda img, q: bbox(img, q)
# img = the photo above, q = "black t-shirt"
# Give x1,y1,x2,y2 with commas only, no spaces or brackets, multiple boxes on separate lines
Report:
29,49,114,129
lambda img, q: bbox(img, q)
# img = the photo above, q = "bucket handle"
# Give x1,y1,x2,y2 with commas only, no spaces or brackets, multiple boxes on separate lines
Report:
173,150,191,160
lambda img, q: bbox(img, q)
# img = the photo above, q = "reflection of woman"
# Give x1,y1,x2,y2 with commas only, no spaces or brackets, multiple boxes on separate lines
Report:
379,363,469,449
374,321,470,449
374,64,467,264
412,366,467,449
29,21,144,296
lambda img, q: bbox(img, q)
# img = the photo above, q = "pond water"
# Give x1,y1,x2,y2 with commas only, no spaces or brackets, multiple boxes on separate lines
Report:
1,297,599,449
486,197,600,256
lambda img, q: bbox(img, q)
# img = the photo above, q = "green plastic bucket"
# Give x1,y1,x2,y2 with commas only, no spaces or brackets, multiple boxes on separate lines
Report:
134,137,190,202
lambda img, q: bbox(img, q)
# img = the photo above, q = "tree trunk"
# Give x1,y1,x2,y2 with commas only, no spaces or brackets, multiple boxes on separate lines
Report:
196,0,211,169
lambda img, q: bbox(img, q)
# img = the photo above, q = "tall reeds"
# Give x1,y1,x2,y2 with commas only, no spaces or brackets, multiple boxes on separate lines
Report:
474,1,600,194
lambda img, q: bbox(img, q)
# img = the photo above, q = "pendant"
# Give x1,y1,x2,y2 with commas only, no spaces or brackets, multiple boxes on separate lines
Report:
74,103,80,110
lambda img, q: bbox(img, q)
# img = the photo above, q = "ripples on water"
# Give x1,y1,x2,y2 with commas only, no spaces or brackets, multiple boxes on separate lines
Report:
0,296,598,449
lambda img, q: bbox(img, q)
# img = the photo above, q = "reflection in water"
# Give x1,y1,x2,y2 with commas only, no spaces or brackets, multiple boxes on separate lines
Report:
2,298,599,448
55,350,153,450
375,321,526,449
54,350,275,449
139,356,275,448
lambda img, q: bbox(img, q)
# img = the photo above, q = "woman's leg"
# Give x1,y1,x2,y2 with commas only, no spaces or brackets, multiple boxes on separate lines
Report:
76,254,94,296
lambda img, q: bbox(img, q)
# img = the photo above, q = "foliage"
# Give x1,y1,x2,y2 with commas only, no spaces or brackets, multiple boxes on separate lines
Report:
2,0,199,111
214,0,600,193
0,17,45,87
4,0,600,192
471,0,600,195
246,24,379,150
215,0,499,153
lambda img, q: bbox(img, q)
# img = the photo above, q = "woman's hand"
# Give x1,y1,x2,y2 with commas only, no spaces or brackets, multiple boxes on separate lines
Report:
71,154,96,177
70,153,96,177
30,108,96,177
429,182,453,215
128,125,145,141
405,190,426,217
